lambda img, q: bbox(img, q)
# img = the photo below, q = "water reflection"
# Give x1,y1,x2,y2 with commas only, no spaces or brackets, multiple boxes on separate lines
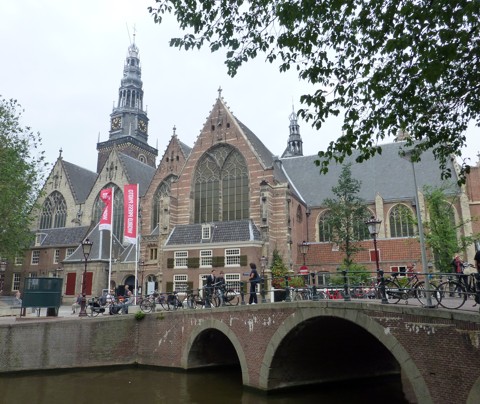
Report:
0,367,408,404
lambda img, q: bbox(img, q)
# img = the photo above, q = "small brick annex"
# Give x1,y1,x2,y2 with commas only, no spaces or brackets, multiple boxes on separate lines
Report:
1,302,479,404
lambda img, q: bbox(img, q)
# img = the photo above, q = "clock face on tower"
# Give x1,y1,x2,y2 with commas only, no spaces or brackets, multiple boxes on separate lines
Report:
138,119,147,133
111,116,121,130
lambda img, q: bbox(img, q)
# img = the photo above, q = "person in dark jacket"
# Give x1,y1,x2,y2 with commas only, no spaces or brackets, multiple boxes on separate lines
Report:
248,263,259,305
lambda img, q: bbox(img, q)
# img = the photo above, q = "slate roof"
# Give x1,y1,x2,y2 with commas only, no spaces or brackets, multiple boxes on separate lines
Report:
117,152,156,196
165,219,261,246
280,141,460,207
31,226,90,248
62,161,97,204
178,139,192,159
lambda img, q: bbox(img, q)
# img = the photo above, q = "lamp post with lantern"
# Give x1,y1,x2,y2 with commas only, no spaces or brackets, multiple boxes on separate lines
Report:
365,216,388,304
79,238,93,317
260,255,267,303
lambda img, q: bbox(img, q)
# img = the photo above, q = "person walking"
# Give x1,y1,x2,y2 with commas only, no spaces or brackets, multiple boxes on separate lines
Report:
248,263,259,305
205,269,216,308
452,253,468,289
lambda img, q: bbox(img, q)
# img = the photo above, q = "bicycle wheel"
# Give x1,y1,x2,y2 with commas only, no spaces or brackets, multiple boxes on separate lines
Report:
294,290,304,301
224,289,239,306
159,296,172,311
383,280,402,304
437,281,467,309
185,294,197,309
414,282,440,307
315,291,328,300
140,299,153,313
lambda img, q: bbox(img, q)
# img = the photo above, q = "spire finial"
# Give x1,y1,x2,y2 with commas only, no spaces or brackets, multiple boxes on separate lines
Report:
218,86,222,98
59,148,63,159
173,125,177,136
133,24,136,44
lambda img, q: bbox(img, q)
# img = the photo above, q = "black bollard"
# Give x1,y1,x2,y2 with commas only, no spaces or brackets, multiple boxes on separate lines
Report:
240,281,246,305
342,270,351,301
260,277,267,303
311,272,318,301
284,275,291,302
379,269,389,304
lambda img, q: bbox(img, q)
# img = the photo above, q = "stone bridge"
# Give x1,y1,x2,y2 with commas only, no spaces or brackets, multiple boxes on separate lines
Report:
1,301,479,403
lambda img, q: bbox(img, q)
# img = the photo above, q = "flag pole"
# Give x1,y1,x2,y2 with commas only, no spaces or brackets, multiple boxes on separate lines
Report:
134,184,139,305
108,188,114,294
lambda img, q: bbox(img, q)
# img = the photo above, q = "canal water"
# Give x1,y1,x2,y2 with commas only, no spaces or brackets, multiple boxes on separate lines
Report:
0,366,408,403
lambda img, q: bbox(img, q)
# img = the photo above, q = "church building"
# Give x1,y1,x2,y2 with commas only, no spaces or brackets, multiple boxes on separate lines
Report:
3,38,479,303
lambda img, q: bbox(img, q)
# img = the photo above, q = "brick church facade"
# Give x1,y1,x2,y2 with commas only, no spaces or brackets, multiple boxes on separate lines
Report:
2,39,480,302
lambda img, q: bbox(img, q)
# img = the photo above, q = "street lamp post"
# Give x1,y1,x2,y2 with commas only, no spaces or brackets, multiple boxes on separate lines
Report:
365,216,388,304
260,255,267,303
299,241,309,266
401,150,435,308
79,238,93,317
0,260,6,292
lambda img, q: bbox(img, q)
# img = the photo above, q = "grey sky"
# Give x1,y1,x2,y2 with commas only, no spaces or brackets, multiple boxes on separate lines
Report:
1,0,478,174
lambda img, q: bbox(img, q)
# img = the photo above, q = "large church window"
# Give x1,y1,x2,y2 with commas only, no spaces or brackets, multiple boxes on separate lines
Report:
389,204,415,238
194,145,249,223
318,211,332,242
152,175,177,230
92,184,124,242
39,191,67,229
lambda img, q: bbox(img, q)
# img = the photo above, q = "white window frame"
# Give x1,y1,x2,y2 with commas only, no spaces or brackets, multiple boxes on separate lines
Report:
200,250,213,268
173,274,188,292
14,256,23,265
31,250,40,265
225,248,240,267
66,248,75,258
12,273,21,291
225,273,241,292
54,249,60,264
202,225,211,239
174,251,188,268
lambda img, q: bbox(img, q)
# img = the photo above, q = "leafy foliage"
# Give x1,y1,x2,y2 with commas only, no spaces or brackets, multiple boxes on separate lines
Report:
149,0,480,184
329,264,372,286
269,248,304,288
0,97,46,261
423,185,479,272
322,164,370,269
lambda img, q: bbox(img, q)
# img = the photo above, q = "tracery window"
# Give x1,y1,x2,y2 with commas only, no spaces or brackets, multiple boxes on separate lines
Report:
39,191,67,229
194,145,249,223
152,175,177,230
318,211,332,242
389,204,415,238
92,184,124,242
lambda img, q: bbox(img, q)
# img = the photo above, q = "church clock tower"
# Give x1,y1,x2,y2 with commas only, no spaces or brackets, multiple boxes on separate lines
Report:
96,37,158,172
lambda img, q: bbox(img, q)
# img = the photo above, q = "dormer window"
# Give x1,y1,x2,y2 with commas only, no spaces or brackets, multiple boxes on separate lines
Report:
202,224,211,240
35,233,47,246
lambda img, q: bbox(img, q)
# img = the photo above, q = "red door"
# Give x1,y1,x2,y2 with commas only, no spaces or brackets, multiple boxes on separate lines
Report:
65,273,76,295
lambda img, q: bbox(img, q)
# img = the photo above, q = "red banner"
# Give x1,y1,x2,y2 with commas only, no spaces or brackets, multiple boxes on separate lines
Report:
99,188,113,231
124,184,138,244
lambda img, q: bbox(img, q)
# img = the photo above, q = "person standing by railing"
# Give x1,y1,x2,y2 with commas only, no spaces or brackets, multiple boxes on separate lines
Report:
452,254,468,289
248,263,259,305
205,269,216,308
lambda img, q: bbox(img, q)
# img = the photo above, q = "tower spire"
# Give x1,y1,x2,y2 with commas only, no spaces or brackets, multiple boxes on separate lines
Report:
281,105,303,158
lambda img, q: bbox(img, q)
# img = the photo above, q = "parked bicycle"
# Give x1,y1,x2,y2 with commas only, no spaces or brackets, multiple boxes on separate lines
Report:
437,266,480,310
383,272,440,306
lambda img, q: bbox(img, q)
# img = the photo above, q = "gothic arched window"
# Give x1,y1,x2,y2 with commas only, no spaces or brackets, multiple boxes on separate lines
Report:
194,145,249,223
152,175,177,230
39,191,67,229
93,184,124,241
318,211,332,242
389,204,415,238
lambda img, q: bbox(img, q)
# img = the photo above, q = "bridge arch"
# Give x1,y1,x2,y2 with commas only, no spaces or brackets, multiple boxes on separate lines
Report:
259,307,432,403
181,319,249,385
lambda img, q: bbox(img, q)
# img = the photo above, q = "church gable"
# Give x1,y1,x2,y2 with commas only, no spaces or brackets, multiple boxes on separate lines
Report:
171,95,278,226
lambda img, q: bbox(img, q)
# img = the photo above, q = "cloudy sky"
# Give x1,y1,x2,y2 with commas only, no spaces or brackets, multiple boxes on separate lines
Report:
1,0,479,175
